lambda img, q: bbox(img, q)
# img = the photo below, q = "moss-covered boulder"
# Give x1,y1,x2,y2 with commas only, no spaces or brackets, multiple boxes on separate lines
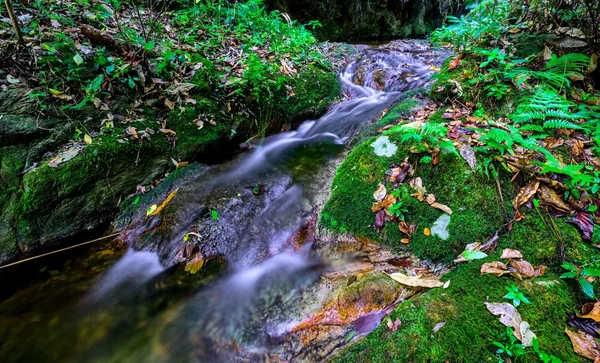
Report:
321,124,516,262
333,211,599,362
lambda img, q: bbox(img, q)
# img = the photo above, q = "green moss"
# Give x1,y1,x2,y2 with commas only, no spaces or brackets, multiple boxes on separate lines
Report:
321,130,515,262
271,64,341,123
335,256,583,362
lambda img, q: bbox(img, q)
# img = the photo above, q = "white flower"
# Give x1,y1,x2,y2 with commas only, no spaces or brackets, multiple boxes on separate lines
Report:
370,136,398,157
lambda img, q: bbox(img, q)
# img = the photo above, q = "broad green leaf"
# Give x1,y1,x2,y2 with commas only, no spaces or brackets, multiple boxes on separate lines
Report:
561,262,578,272
73,54,84,65
582,267,600,277
462,250,488,260
579,277,595,298
145,40,156,51
560,271,577,279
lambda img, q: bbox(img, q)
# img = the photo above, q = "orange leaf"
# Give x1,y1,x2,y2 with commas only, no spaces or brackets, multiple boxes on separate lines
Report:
147,188,179,217
424,228,431,236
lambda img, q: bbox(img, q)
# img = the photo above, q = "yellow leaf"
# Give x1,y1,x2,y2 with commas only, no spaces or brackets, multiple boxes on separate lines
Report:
424,228,431,236
147,189,179,217
84,134,92,144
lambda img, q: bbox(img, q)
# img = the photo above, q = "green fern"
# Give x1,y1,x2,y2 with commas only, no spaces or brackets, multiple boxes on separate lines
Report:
512,88,582,132
507,53,590,90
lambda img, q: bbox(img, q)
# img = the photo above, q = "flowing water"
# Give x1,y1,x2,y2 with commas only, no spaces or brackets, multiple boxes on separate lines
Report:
0,40,449,363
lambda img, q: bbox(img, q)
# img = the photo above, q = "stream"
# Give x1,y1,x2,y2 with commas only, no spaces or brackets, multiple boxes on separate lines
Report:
0,40,449,363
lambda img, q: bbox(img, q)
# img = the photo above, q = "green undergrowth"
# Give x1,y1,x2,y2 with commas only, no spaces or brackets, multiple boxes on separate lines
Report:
335,213,598,362
321,128,516,262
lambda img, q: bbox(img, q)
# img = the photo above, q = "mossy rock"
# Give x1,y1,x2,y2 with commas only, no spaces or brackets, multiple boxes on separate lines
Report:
321,130,515,262
334,211,599,362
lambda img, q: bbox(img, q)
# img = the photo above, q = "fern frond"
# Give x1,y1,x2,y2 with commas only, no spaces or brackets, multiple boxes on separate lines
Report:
543,119,582,129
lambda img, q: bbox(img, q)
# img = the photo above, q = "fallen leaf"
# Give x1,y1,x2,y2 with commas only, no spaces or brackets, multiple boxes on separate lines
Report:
565,328,600,361
501,249,523,259
147,189,179,216
373,182,387,202
448,56,462,70
462,250,488,260
430,202,453,215
372,194,396,213
387,318,401,332
513,180,539,210
375,210,386,231
443,280,451,289
481,261,512,277
459,144,477,170
508,259,547,278
6,75,20,84
388,273,444,288
581,302,600,322
433,322,446,333
424,228,431,236
485,302,523,341
184,253,204,274
84,134,93,145
164,98,175,110
401,238,410,244
165,82,195,96
566,212,595,240
568,316,600,338
48,147,80,167
49,88,73,101
538,184,572,213
520,321,537,347
159,128,177,135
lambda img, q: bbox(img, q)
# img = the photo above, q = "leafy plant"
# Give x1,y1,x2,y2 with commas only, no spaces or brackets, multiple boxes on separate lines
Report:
387,122,457,155
503,284,531,307
493,327,526,361
561,262,600,298
388,201,408,220
512,88,583,132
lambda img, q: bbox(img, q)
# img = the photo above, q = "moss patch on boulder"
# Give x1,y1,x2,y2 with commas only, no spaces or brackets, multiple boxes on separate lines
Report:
321,127,515,262
334,210,600,362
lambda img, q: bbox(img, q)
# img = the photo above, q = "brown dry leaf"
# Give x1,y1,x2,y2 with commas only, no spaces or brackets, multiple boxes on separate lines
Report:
508,260,547,278
164,98,175,110
571,139,585,156
388,273,444,288
538,184,572,213
372,194,396,213
399,221,410,234
387,318,401,332
501,249,523,259
430,202,453,215
159,128,177,135
373,182,387,202
48,147,80,167
448,56,462,70
127,126,139,139
485,303,523,341
49,88,73,101
565,328,600,361
581,302,600,322
481,261,512,277
426,194,436,205
184,253,204,274
147,189,179,217
459,144,477,170
512,180,539,210
542,137,564,149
